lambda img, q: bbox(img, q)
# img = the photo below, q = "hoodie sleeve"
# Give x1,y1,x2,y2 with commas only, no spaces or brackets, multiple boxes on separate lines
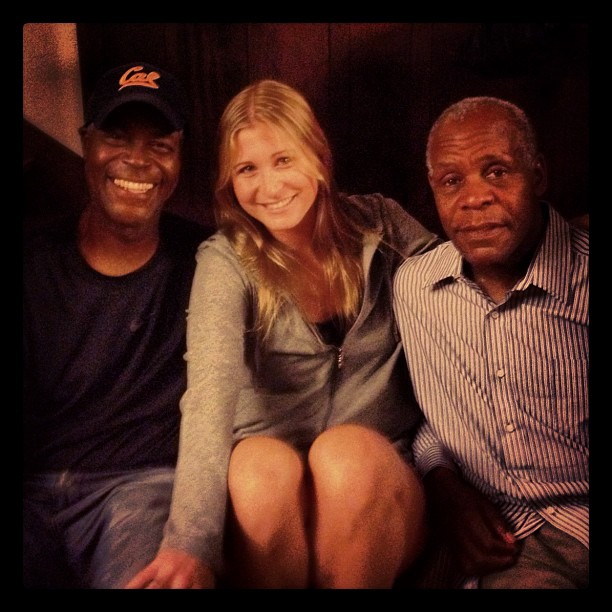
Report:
160,233,252,575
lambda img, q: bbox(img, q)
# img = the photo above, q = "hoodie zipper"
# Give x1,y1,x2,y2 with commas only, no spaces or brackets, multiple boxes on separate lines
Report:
336,346,344,370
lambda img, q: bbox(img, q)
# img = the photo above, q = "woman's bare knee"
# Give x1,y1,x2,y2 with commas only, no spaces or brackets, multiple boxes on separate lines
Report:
227,436,310,587
229,436,304,517
309,424,399,496
308,425,427,587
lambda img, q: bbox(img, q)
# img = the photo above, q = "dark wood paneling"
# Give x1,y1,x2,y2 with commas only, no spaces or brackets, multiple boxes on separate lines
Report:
247,23,330,99
57,23,589,234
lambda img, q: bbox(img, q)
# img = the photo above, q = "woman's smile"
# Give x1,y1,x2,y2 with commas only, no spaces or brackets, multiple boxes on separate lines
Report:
256,195,296,211
231,121,319,243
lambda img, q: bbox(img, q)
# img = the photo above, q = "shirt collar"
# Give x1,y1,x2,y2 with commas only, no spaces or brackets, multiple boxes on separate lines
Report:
514,204,572,303
422,242,462,288
424,203,573,304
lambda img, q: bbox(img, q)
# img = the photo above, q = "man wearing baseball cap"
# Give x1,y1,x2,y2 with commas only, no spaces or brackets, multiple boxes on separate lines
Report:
23,62,213,588
83,62,188,131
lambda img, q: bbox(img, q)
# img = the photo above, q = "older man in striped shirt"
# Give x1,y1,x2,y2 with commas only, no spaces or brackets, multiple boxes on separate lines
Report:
394,97,588,589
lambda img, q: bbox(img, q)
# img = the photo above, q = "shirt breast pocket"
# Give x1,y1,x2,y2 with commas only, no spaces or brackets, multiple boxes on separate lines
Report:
514,355,588,443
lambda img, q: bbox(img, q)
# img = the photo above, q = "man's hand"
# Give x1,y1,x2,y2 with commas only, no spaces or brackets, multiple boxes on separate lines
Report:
124,548,216,589
424,467,521,577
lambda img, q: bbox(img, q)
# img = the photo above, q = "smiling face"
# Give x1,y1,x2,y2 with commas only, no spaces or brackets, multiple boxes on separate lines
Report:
80,103,182,230
230,121,319,245
427,105,547,277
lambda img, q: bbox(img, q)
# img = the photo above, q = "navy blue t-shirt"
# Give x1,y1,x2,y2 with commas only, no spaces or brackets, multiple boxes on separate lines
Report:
23,212,212,473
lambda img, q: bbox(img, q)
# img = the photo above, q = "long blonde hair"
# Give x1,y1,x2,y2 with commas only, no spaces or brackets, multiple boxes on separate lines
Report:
214,79,365,339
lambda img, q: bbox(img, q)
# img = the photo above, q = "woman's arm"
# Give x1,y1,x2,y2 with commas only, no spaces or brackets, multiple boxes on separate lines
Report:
343,193,441,259
161,235,253,575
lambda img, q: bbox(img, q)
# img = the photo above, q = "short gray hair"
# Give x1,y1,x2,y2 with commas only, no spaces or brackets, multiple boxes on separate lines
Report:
425,96,539,175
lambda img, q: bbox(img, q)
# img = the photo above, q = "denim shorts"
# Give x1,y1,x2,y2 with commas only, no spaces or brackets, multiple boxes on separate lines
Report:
23,467,174,589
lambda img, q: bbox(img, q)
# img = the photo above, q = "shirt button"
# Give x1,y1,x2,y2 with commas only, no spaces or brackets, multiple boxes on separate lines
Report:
545,506,557,516
496,368,505,378
504,423,515,433
491,311,500,319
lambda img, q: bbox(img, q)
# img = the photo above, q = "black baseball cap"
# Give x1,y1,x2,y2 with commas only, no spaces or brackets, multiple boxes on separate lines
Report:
83,62,187,131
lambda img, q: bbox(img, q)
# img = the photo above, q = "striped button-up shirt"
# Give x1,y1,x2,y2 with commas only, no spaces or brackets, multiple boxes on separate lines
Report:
393,204,589,548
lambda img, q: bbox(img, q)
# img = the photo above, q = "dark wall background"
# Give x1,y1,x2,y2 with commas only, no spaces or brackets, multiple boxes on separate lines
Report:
26,23,589,237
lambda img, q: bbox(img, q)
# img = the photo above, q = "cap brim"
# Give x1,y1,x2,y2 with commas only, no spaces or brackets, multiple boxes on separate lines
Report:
92,90,184,131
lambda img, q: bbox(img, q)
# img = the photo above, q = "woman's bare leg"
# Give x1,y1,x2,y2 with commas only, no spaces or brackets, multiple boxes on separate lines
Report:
308,424,426,588
227,436,309,588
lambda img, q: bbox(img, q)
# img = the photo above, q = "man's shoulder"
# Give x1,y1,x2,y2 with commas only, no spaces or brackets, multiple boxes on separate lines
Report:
160,212,215,251
394,241,457,297
398,241,454,271
23,212,78,254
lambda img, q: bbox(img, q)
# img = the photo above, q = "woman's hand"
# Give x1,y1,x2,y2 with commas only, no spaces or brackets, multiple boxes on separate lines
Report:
124,548,216,589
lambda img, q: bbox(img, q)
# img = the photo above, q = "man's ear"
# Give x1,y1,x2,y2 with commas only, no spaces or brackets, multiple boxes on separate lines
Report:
533,153,548,197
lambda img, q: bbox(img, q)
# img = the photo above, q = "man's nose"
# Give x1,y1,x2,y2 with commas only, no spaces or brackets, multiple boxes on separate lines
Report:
461,176,493,208
123,141,151,167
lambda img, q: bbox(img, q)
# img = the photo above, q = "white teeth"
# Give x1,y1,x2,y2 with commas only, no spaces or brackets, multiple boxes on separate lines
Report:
264,196,293,210
113,178,154,193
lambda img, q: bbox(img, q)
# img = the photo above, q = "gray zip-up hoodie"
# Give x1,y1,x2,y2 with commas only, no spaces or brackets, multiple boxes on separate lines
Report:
161,193,439,575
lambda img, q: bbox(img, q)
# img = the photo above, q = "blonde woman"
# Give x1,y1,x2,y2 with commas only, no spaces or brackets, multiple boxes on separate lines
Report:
128,79,440,589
